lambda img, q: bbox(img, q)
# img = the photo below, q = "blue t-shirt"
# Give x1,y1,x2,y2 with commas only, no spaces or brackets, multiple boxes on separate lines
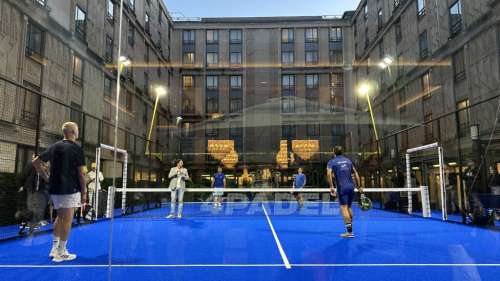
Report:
213,172,225,188
327,156,355,192
294,173,306,189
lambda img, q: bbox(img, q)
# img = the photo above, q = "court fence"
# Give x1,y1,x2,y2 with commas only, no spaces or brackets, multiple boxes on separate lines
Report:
0,75,172,240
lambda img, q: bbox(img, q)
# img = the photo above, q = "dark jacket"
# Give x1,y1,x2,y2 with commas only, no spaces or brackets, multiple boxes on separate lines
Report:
18,163,47,193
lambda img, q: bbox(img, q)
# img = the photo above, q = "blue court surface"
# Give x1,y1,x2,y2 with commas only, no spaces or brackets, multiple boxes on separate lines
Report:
0,202,498,281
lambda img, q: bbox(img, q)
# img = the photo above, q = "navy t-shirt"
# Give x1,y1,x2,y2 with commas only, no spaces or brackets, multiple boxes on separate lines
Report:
40,140,85,195
294,173,306,189
327,156,355,192
213,172,225,188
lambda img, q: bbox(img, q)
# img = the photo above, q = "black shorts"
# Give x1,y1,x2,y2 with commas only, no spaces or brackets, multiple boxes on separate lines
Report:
338,189,354,206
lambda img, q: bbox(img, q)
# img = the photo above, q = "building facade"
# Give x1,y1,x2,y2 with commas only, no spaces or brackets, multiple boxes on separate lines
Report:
170,16,353,186
0,0,174,182
348,0,500,210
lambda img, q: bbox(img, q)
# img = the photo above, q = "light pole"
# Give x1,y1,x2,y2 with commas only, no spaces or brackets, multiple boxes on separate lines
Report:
146,86,167,155
358,83,380,148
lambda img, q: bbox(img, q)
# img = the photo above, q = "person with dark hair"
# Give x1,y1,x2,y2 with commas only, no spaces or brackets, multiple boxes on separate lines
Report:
167,159,189,219
292,167,306,208
17,156,50,235
33,122,86,262
327,146,362,238
211,166,226,209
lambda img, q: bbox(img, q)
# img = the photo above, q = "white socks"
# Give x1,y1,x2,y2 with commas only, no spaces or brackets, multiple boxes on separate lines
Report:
58,240,68,255
52,236,60,250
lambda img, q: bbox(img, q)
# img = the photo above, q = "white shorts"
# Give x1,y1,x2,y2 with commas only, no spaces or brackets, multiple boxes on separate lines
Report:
213,187,224,196
51,192,82,209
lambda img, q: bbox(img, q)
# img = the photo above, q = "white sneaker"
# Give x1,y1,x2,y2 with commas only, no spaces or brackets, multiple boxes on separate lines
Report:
177,214,182,219
166,214,176,219
340,232,355,238
52,250,77,263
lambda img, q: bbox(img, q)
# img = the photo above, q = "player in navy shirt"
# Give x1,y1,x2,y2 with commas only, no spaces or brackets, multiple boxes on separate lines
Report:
211,166,226,208
327,146,362,238
292,167,306,208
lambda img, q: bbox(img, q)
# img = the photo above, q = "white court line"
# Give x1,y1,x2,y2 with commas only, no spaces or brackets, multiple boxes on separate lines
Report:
1,263,499,268
261,204,292,269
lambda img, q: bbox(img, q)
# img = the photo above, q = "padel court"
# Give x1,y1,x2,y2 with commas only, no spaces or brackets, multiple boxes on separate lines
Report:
0,202,498,281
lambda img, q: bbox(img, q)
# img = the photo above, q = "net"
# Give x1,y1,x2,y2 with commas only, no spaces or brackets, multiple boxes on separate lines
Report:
109,187,430,219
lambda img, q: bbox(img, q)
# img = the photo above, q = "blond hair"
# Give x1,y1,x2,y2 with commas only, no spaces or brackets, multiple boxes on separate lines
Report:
62,122,78,136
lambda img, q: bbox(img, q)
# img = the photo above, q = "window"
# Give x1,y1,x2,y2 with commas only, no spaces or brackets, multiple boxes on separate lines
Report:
206,76,218,89
105,35,113,63
145,13,150,33
72,55,83,85
34,0,46,7
306,96,319,112
230,98,242,113
144,72,149,94
305,51,318,64
104,76,112,98
75,6,86,41
397,54,404,78
230,76,242,89
183,76,194,89
453,49,466,82
183,30,195,43
182,122,195,137
449,0,462,37
128,0,135,11
457,99,470,135
206,30,219,44
305,28,318,42
419,31,428,59
230,52,242,65
363,4,368,18
282,75,295,89
26,21,44,57
281,29,294,43
282,97,295,113
230,30,242,43
395,18,402,44
417,0,426,17
421,72,431,99
183,52,195,64
107,0,114,20
128,20,135,46
307,124,320,136
126,91,133,111
21,81,41,126
377,9,384,30
229,124,242,136
206,53,219,66
206,123,218,137
70,103,82,128
329,27,343,42
306,74,319,89
282,125,296,139
330,94,343,112
206,96,218,114
329,50,342,65
280,51,293,65
424,114,433,142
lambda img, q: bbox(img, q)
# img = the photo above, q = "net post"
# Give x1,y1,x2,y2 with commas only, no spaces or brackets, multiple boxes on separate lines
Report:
95,147,101,220
107,186,115,218
420,186,431,217
438,146,447,221
121,154,128,215
406,153,412,214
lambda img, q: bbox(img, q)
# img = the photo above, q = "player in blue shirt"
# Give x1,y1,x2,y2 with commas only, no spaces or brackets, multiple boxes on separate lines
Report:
292,167,306,208
211,166,226,208
327,146,362,238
